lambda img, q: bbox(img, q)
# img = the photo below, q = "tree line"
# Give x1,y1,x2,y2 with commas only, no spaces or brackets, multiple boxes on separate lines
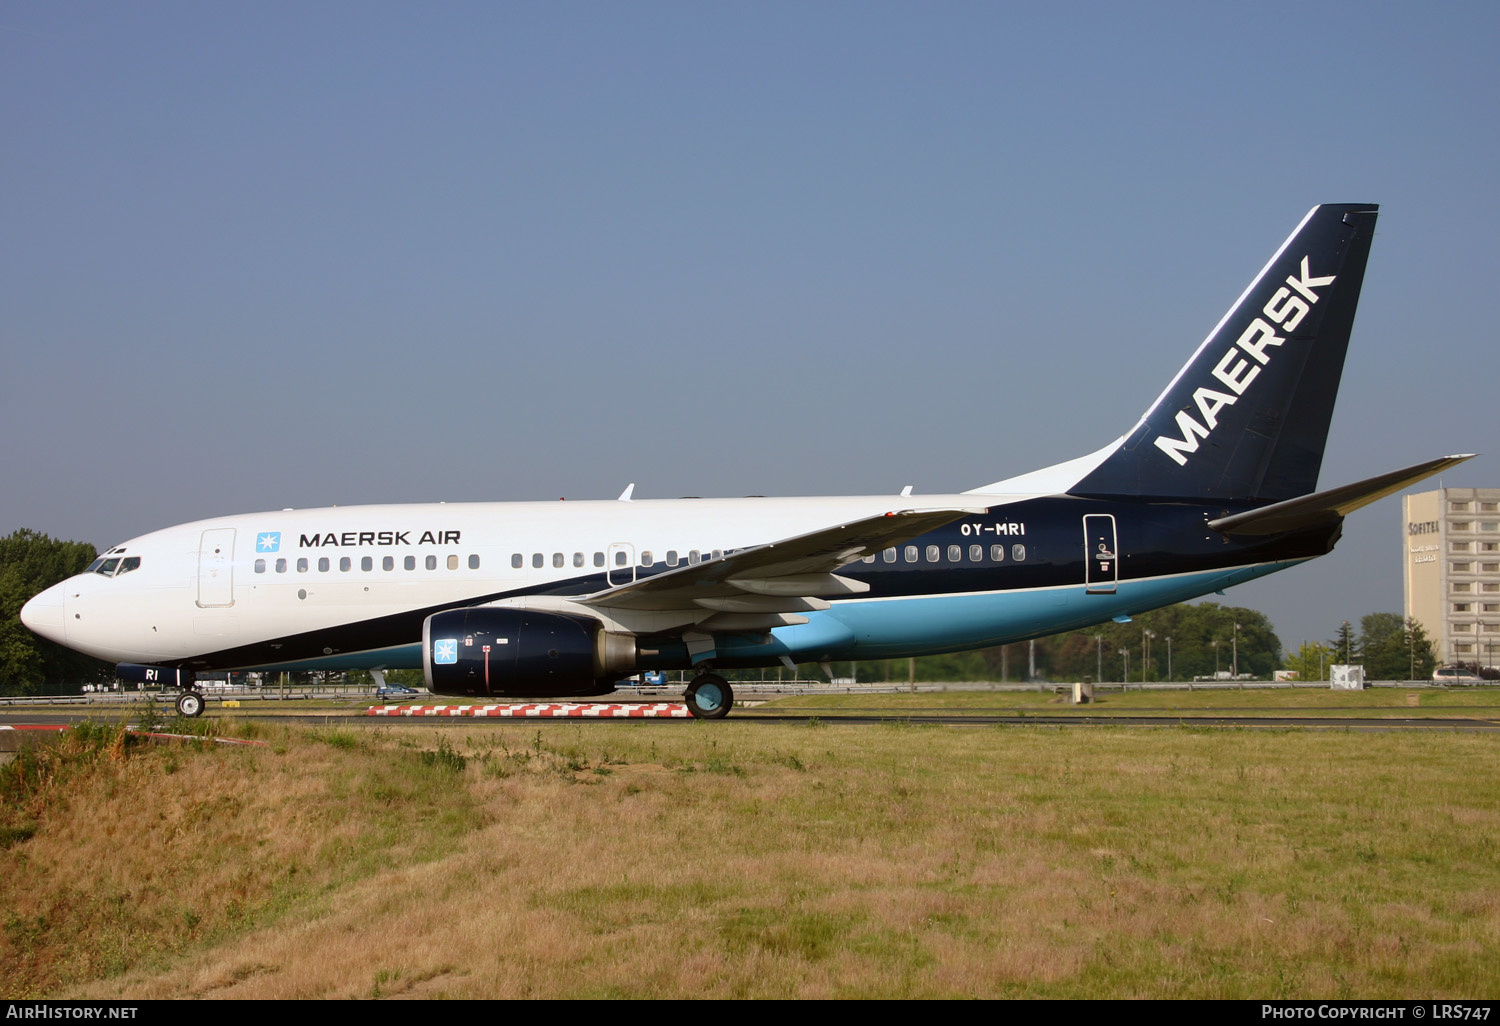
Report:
0,529,112,694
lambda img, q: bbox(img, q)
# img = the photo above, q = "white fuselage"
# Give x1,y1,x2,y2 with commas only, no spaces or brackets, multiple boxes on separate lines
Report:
25,493,1006,669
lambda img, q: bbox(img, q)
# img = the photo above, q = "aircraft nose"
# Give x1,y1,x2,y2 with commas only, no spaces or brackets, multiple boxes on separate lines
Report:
19,581,67,645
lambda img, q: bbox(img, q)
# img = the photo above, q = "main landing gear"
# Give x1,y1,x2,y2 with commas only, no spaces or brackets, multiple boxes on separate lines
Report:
175,690,206,718
683,673,734,719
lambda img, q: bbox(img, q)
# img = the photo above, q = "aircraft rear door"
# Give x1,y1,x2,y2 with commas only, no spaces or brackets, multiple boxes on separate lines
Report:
197,528,236,608
1083,514,1118,594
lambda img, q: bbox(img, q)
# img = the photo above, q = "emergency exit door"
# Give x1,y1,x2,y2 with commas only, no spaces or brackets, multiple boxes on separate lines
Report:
1083,514,1118,594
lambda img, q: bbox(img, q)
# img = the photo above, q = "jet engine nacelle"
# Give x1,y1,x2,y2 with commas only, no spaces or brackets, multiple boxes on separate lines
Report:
422,608,637,698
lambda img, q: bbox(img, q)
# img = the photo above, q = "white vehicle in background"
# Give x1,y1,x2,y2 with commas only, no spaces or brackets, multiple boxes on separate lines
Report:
1432,666,1482,685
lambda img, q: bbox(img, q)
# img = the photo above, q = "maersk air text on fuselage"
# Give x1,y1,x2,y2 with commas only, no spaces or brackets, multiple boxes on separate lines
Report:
19,204,1474,718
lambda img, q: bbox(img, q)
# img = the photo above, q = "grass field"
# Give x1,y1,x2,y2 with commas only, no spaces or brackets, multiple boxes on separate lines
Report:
754,686,1500,719
0,709,1496,999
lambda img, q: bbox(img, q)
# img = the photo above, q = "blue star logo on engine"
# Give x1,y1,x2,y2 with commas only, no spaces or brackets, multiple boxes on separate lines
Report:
257,532,281,553
434,639,458,664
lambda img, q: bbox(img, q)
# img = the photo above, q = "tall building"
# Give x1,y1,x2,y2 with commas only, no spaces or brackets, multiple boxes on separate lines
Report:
1403,488,1500,668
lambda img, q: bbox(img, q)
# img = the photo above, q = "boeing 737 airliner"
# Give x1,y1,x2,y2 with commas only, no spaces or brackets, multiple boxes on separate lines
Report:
20,204,1471,717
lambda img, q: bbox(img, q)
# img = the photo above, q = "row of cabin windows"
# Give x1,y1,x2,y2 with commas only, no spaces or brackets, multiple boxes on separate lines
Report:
862,543,1025,564
511,549,729,570
502,543,1028,571
254,543,1029,577
254,554,480,574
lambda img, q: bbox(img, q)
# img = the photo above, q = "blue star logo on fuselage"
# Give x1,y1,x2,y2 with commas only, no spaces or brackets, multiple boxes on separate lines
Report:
257,532,281,553
434,639,458,664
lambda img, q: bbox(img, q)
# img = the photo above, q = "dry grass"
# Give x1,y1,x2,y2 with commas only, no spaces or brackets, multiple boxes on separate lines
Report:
766,686,1500,718
0,718,1495,998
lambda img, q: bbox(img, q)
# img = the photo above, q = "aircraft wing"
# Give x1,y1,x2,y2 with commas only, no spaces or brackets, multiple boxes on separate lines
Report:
1208,454,1476,536
577,506,984,618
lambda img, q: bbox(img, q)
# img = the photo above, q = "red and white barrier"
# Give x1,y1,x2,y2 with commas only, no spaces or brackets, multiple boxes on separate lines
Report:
367,702,691,718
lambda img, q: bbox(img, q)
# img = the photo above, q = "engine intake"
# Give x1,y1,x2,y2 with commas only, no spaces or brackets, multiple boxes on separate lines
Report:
422,608,636,698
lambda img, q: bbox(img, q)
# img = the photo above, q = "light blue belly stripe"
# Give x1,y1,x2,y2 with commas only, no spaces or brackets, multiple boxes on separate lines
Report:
242,560,1303,673
718,561,1303,664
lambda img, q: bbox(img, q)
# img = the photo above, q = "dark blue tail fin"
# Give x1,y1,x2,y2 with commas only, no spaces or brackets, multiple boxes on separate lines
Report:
1069,204,1379,503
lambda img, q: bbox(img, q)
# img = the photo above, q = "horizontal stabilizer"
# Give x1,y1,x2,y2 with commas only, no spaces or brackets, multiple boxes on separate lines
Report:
1208,454,1475,536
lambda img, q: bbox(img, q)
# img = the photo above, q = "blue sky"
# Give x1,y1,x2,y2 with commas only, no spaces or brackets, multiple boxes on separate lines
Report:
3,2,1496,649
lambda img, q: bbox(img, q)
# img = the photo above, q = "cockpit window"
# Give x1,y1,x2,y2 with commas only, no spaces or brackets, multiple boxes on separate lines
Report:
90,555,143,577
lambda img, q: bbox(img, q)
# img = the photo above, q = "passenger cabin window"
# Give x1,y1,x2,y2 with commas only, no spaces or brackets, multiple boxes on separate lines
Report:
318,557,330,572
1012,544,1026,561
594,552,604,567
991,544,1005,561
969,544,982,561
614,551,627,567
275,558,287,573
640,550,653,566
469,554,480,569
254,559,266,573
448,555,460,570
689,550,701,565
512,554,523,568
925,545,939,562
667,550,679,566
298,558,309,573
361,556,373,571
383,556,394,571
553,552,564,568
339,557,352,572
948,545,962,562
427,555,438,571
573,552,584,567
532,553,543,568
883,547,897,563
904,546,918,563
405,556,416,570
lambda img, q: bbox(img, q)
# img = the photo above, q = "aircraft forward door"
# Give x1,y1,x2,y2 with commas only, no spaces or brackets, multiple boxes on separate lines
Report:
1083,515,1118,594
197,528,236,608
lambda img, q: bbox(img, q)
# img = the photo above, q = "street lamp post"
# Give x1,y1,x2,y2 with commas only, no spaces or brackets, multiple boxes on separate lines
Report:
1094,634,1103,684
1212,639,1220,677
1120,648,1129,686
1232,622,1241,680
1165,636,1173,682
1142,629,1155,683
